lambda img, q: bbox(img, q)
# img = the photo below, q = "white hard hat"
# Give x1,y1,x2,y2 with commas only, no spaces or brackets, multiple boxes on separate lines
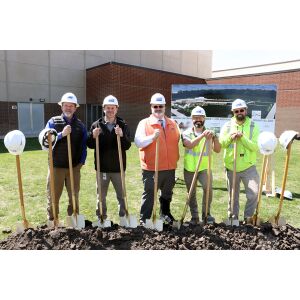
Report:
39,129,58,151
231,99,248,111
4,130,26,155
102,95,119,107
258,131,278,155
279,130,299,149
191,106,206,117
58,92,79,107
150,93,166,105
275,187,293,200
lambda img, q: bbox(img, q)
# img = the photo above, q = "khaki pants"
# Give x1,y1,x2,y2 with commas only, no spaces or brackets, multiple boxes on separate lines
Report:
226,165,259,219
96,172,126,219
46,164,82,220
184,169,213,219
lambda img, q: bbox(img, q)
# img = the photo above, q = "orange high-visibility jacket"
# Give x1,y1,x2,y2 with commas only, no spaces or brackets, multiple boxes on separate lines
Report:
138,114,180,171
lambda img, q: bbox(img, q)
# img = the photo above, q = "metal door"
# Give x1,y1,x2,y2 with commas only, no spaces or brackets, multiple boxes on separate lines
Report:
18,103,44,136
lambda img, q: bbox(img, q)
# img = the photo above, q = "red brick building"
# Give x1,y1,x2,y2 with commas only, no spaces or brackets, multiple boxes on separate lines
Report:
86,62,206,137
207,69,300,134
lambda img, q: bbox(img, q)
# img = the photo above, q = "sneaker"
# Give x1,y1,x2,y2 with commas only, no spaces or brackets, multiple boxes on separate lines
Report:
190,217,200,225
140,219,146,227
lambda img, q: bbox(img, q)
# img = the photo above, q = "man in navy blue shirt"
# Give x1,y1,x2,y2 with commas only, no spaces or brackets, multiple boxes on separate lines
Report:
43,92,87,222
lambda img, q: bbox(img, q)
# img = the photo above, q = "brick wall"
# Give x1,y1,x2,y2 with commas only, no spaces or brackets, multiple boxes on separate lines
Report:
86,62,206,138
207,70,300,134
44,104,86,126
0,102,18,136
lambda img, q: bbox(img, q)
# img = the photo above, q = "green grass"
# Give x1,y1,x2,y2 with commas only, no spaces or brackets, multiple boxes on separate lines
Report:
0,138,300,240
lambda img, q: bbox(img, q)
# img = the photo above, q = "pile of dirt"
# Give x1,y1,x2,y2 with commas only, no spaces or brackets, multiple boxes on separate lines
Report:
1,222,300,250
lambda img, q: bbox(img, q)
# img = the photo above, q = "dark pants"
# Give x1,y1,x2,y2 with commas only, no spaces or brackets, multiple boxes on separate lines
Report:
140,169,175,221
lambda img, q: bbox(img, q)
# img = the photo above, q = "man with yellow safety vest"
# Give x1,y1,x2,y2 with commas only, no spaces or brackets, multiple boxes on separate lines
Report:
219,99,260,222
182,106,221,225
135,93,181,225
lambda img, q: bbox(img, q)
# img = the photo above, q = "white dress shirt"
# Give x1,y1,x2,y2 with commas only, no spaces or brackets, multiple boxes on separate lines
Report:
134,116,165,148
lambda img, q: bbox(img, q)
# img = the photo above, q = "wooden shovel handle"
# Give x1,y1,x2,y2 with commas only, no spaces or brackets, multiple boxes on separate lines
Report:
48,133,58,224
230,142,238,217
152,138,160,222
276,142,292,221
116,134,129,215
204,139,212,221
254,154,268,221
67,134,77,215
95,135,104,222
180,140,207,223
16,155,27,225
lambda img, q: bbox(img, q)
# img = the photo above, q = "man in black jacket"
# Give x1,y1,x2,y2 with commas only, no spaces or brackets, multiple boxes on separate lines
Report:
87,95,131,221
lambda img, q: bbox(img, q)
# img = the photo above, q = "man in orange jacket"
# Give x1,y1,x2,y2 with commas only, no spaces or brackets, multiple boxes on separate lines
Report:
135,93,180,225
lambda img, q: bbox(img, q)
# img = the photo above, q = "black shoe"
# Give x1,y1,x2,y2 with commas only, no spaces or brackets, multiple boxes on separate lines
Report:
160,214,173,225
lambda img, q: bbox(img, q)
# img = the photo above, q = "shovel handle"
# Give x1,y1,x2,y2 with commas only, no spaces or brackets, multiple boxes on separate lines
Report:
276,141,292,221
180,140,207,223
95,135,104,222
16,155,28,226
67,134,77,216
254,154,267,223
116,134,129,216
204,139,212,222
230,142,238,218
48,133,58,224
152,138,160,222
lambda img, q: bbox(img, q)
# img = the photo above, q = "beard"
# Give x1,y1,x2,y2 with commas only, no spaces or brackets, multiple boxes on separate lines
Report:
193,121,204,128
236,114,245,121
64,112,73,118
153,110,164,118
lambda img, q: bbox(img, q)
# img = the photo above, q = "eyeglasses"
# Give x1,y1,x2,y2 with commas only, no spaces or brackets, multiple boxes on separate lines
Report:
153,105,164,109
234,109,245,114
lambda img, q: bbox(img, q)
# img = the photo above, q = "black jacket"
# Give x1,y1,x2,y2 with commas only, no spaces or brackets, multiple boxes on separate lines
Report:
86,116,131,172
50,114,87,168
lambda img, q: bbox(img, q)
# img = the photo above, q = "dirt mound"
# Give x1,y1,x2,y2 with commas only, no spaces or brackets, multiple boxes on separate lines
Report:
1,222,300,250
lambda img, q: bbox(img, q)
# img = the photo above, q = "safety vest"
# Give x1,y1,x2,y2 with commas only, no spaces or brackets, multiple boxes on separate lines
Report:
138,114,180,171
183,128,211,172
219,116,259,172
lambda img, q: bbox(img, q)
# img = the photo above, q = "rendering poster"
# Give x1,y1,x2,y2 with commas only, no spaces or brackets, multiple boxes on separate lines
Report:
171,84,277,134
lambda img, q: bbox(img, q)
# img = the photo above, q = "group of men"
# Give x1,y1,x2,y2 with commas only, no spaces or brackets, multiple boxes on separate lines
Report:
42,91,261,226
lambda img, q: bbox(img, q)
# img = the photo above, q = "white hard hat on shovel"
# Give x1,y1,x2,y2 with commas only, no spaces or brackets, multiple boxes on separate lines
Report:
39,128,58,151
258,131,278,155
4,130,26,155
279,130,299,149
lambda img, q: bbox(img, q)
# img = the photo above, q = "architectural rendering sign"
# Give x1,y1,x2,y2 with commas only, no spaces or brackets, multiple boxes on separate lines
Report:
171,84,277,134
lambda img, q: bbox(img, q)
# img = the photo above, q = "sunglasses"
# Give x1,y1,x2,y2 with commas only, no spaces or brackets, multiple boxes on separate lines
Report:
153,105,164,109
234,109,245,114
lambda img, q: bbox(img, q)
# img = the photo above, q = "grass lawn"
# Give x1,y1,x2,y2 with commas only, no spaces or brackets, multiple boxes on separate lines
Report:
0,138,299,240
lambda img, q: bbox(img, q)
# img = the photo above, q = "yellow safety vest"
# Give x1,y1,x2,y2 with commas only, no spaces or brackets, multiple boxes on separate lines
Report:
183,128,211,172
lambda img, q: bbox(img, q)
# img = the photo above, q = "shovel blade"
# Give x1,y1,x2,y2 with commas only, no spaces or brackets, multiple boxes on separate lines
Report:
47,219,64,228
145,219,154,229
154,219,163,231
16,220,32,234
223,218,239,226
119,215,137,228
16,222,25,234
145,218,163,231
66,214,85,229
92,219,111,228
269,216,286,226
